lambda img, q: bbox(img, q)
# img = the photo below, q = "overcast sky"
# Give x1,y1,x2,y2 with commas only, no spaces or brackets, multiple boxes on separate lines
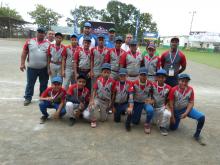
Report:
2,0,220,36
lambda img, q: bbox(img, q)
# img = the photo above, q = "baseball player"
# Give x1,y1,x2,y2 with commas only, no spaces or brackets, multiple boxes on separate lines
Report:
89,63,116,128
65,75,90,126
47,32,65,79
126,67,154,133
143,43,161,82
91,34,109,85
169,74,206,145
105,36,125,80
152,69,171,136
120,40,143,81
74,36,92,90
113,68,134,124
39,76,66,123
61,33,79,90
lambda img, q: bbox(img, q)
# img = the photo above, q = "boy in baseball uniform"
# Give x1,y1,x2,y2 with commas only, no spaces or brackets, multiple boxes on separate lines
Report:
47,32,65,79
152,69,171,136
39,76,66,123
65,75,90,126
61,33,79,90
89,63,116,128
169,74,206,145
126,67,154,133
113,68,134,125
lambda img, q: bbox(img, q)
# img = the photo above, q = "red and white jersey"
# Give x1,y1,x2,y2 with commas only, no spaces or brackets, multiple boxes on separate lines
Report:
41,87,66,103
63,45,79,69
48,44,66,63
23,38,50,69
168,85,194,110
114,80,134,103
144,55,160,76
93,76,116,101
91,46,109,76
152,82,171,108
67,84,90,103
133,80,153,103
105,48,125,72
120,51,143,76
74,48,91,70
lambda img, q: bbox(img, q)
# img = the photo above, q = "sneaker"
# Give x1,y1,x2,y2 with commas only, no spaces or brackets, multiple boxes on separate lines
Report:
125,123,131,132
194,135,206,146
144,123,151,134
108,109,113,114
40,116,48,124
68,118,76,126
91,121,97,128
24,99,31,106
160,127,168,136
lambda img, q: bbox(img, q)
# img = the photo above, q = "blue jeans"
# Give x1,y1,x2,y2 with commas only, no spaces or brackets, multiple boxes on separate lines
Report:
131,102,154,124
170,108,205,137
114,103,128,122
24,67,49,101
165,75,178,87
39,100,66,117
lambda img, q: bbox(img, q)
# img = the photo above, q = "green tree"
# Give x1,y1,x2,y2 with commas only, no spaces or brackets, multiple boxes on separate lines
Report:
0,6,23,20
66,6,101,27
28,4,62,30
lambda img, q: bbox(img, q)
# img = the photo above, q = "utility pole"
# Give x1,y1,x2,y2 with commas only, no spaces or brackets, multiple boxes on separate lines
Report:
135,10,140,41
189,11,196,35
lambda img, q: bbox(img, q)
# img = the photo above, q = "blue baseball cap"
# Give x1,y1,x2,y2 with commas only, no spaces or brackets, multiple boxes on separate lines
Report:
156,69,167,76
139,67,148,75
129,40,138,45
83,36,91,42
147,43,156,49
51,76,63,84
37,27,46,33
97,33,105,39
70,33,78,38
119,68,127,75
101,63,111,70
115,36,123,42
84,22,91,28
178,74,191,80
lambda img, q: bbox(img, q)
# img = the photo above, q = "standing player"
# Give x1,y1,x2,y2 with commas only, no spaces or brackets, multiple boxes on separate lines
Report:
105,36,125,80
61,33,79,90
47,32,65,79
74,36,92,90
143,43,160,82
152,69,171,136
161,37,186,87
169,74,206,145
120,40,143,81
20,27,50,106
91,34,109,85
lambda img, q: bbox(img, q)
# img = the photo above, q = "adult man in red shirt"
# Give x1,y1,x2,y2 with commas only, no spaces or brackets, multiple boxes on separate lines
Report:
160,37,186,87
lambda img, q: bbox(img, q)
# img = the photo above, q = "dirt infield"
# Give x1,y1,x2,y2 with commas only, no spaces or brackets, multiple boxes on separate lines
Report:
0,39,220,165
